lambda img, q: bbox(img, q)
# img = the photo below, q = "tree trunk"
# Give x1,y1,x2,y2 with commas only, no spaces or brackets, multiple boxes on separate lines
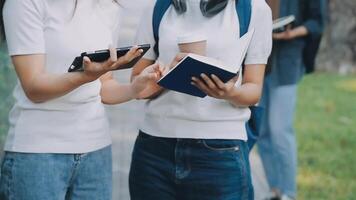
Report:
0,0,4,42
317,0,356,74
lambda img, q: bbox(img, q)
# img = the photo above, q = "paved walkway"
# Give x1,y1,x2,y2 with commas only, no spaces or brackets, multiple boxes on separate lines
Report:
107,70,270,200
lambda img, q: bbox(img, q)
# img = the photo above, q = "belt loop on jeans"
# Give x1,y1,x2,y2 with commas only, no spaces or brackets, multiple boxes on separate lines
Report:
74,154,81,162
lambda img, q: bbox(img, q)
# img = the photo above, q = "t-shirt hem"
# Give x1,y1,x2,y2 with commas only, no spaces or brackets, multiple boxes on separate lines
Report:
8,49,46,56
4,139,112,154
140,116,248,141
245,56,269,65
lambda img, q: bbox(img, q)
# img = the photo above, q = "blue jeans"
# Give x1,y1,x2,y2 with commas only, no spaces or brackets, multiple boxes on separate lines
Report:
129,131,253,200
258,75,298,198
0,146,112,200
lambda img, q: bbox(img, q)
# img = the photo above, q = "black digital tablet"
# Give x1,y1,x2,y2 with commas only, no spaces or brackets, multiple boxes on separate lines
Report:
68,44,151,72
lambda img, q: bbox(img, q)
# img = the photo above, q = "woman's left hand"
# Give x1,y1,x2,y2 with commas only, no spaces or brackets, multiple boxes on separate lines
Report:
191,74,239,100
83,46,143,82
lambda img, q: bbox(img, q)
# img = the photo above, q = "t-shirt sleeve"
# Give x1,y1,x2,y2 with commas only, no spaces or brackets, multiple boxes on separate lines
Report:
244,0,273,65
134,2,157,61
3,0,46,56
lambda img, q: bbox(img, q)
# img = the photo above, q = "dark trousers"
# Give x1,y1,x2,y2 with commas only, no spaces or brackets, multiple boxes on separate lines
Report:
129,131,253,200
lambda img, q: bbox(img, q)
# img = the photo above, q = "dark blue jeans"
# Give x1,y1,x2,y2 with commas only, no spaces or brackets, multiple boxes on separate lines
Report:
129,131,253,200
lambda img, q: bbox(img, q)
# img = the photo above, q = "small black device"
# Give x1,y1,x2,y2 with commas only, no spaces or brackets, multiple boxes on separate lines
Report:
68,44,151,72
172,0,228,17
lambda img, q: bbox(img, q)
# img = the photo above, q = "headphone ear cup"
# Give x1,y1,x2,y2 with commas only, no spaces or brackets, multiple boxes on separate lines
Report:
200,0,228,17
172,0,187,14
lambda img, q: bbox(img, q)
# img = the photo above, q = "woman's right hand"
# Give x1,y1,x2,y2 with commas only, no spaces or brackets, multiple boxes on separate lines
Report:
131,63,165,99
82,46,143,82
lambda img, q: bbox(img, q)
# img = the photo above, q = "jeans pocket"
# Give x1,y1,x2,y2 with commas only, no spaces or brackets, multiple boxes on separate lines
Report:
1,154,14,177
0,153,15,199
201,139,241,152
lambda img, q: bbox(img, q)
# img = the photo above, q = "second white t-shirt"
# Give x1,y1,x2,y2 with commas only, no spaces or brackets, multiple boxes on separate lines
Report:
136,0,272,140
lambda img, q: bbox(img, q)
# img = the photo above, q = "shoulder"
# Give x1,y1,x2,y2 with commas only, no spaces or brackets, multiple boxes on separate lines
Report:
141,0,156,16
4,0,45,11
3,0,46,18
251,0,272,17
3,0,46,22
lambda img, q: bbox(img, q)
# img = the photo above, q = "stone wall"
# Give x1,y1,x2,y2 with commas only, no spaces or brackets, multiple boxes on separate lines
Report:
317,0,356,74
0,0,4,42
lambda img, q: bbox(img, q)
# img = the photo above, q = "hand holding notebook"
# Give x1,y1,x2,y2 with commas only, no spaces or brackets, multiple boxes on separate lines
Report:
157,30,254,98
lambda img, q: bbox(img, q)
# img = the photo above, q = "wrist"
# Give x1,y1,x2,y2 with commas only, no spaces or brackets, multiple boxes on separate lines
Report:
128,83,139,100
80,72,95,82
225,87,241,102
67,72,92,87
290,29,299,39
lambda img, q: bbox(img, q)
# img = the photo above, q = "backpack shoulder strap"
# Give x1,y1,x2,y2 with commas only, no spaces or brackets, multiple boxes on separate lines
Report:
236,0,251,73
152,0,252,55
152,0,172,57
236,0,252,37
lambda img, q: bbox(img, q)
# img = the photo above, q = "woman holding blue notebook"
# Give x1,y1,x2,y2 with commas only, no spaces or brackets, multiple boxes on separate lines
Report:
124,0,273,199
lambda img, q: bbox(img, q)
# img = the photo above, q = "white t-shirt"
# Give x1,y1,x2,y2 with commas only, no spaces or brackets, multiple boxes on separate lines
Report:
3,0,119,153
136,0,272,140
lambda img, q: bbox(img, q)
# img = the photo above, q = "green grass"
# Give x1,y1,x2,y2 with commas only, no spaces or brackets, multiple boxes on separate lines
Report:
296,73,356,199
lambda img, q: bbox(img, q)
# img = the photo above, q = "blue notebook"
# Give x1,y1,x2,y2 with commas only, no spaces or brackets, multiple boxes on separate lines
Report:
158,54,238,97
157,30,254,98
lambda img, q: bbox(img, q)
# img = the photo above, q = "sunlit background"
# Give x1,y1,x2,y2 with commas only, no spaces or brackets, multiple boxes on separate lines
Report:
0,0,355,199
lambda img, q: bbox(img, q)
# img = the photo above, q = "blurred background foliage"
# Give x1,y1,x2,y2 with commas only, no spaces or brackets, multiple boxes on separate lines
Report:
0,44,15,141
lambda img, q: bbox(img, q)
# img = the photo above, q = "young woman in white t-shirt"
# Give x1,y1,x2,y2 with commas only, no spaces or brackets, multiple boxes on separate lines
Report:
0,0,162,199
104,0,272,199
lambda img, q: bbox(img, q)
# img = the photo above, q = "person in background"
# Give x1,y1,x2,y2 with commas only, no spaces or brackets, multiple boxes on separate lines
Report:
0,0,161,199
258,0,326,199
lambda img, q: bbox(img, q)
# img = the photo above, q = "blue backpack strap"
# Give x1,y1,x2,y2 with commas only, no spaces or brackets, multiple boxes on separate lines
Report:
236,0,263,151
152,0,172,57
153,0,251,54
236,0,252,37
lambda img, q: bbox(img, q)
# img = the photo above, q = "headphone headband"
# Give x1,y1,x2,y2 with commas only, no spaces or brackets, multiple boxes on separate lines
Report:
172,0,228,17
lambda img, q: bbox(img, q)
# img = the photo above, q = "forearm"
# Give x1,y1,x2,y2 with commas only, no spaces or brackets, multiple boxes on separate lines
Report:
100,79,135,105
291,26,309,38
24,72,90,103
227,83,262,107
134,79,163,99
226,64,265,107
